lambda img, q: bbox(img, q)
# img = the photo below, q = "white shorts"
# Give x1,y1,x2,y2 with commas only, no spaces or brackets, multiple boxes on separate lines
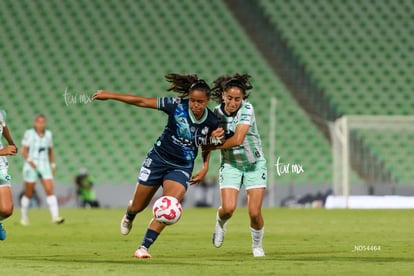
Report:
23,163,53,182
219,159,267,191
0,166,11,187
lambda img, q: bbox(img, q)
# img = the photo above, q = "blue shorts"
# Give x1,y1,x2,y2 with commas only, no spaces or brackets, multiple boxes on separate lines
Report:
137,148,193,190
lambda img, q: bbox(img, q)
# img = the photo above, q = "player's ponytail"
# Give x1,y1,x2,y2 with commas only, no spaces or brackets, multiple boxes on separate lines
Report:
211,73,253,103
165,73,211,98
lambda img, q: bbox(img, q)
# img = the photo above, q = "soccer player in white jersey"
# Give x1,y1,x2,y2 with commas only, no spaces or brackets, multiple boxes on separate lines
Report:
207,74,267,257
0,108,18,240
20,114,64,225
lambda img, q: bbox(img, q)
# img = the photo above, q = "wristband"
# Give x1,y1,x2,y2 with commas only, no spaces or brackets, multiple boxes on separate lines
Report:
27,158,32,162
51,163,56,168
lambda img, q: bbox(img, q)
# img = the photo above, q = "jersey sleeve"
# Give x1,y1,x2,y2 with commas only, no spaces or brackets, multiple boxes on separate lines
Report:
47,131,53,148
157,97,180,115
238,102,254,125
22,130,32,146
0,109,6,127
206,110,219,134
211,111,220,129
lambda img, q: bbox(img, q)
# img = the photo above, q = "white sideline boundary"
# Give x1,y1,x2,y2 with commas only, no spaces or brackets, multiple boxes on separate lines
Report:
325,195,414,209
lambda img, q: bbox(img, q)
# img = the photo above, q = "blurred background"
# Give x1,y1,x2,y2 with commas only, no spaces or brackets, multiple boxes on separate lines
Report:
1,0,413,208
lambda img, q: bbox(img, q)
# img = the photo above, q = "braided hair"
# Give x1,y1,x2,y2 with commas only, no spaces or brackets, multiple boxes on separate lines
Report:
165,73,211,98
211,73,253,103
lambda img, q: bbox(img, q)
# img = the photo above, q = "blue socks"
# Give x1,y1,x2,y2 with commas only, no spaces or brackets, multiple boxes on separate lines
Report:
141,229,159,249
0,222,6,240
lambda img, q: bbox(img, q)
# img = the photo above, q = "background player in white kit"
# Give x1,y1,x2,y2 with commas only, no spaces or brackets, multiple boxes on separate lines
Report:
0,108,18,240
20,114,64,225
208,74,267,257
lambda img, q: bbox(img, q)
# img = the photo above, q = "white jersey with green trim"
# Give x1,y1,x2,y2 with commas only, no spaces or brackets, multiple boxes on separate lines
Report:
22,128,53,167
0,109,7,169
214,101,265,168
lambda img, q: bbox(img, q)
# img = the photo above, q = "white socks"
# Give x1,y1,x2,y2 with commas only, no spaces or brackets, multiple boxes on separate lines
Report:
20,195,30,220
46,195,59,219
250,226,264,248
21,195,60,221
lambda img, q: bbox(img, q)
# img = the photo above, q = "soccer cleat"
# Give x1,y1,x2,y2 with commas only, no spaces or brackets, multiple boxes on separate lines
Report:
0,222,6,240
252,247,265,257
52,217,65,224
120,215,133,235
212,219,226,248
134,246,151,259
20,218,30,226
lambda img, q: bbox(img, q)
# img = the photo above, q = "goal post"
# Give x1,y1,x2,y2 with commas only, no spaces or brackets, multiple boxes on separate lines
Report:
268,97,277,207
328,115,414,207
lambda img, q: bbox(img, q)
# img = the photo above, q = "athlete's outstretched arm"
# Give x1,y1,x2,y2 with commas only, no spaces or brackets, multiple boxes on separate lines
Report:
93,90,158,109
190,149,211,184
215,124,249,150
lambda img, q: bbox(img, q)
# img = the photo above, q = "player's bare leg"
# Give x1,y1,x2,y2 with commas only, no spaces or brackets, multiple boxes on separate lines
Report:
213,188,239,247
247,188,265,257
129,183,160,213
0,186,13,240
0,186,13,219
120,183,159,235
135,180,185,259
20,182,35,225
41,179,63,224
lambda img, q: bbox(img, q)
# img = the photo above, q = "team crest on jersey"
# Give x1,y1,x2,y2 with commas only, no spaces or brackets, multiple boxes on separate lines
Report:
171,98,181,104
201,126,209,135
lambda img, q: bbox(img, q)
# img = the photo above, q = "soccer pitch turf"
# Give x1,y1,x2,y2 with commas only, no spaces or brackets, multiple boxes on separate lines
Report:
1,208,413,275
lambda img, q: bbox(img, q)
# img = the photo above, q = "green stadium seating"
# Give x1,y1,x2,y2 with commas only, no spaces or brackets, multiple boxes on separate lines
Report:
258,0,414,183
1,0,333,185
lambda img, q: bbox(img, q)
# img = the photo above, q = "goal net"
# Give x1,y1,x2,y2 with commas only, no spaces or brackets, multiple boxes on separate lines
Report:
328,115,414,205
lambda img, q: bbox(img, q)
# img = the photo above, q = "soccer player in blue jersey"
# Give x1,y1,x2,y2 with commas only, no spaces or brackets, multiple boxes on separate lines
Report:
0,108,18,240
93,73,222,258
208,74,267,257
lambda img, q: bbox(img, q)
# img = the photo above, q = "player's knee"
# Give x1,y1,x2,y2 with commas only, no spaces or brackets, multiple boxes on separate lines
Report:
221,204,236,217
248,209,262,223
0,205,14,219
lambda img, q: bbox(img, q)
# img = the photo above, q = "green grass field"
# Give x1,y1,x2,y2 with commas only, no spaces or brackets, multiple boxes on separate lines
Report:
1,208,413,275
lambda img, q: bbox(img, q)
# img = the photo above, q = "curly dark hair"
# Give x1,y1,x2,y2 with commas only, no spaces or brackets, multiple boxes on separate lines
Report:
165,73,211,98
211,73,253,103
